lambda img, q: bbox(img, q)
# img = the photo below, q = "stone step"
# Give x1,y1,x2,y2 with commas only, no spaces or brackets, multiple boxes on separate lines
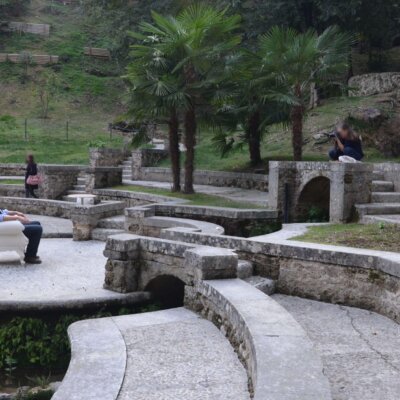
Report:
77,178,86,185
67,190,87,195
123,161,131,166
372,180,394,192
362,214,400,225
97,215,125,230
73,185,86,191
372,171,385,181
62,196,77,203
53,308,249,400
244,276,276,295
237,260,254,279
91,228,125,241
371,192,400,203
356,202,400,217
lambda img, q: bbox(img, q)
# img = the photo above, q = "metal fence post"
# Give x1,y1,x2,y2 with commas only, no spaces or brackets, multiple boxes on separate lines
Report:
24,119,28,140
66,121,69,140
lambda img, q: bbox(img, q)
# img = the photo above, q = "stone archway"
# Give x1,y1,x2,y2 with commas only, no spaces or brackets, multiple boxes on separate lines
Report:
145,275,185,308
296,177,331,222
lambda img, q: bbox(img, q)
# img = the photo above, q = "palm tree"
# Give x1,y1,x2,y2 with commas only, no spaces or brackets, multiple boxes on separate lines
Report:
259,26,354,161
132,5,241,193
212,50,290,167
126,33,185,192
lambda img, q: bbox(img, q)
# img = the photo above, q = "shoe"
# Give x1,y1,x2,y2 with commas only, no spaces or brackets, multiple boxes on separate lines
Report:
24,256,42,264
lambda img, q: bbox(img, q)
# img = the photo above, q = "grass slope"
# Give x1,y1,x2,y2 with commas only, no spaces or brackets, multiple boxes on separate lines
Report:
0,0,125,164
292,223,400,252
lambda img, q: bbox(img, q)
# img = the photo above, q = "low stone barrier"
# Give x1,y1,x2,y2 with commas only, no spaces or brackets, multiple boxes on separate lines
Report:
0,184,25,198
125,202,279,237
89,148,129,168
137,167,269,191
186,279,332,400
86,167,122,191
0,197,125,241
160,228,400,322
104,234,237,293
349,72,400,97
0,163,25,176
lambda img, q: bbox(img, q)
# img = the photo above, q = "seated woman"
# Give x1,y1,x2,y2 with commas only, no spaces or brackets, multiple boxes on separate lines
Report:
328,123,364,161
0,209,43,264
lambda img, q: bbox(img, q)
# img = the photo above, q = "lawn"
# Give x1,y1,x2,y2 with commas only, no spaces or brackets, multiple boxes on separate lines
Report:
292,223,400,253
0,179,24,184
113,185,263,209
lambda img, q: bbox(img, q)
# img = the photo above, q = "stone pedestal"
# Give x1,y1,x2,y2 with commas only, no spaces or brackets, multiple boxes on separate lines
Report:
85,167,122,191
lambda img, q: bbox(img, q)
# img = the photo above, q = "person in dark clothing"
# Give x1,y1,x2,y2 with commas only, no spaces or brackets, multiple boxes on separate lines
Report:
328,123,364,161
25,154,39,198
0,209,43,264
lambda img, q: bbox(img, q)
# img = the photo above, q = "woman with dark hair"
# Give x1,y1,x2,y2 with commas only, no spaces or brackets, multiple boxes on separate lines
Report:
328,123,364,161
25,154,39,198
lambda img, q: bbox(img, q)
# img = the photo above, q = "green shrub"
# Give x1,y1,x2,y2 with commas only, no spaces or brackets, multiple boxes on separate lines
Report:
307,206,329,223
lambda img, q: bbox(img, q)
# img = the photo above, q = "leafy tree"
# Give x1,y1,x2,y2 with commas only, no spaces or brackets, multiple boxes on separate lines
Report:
259,26,353,160
213,51,290,166
0,0,29,19
130,5,241,193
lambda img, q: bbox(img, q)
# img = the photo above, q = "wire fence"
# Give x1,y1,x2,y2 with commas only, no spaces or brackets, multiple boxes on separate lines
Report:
0,117,124,144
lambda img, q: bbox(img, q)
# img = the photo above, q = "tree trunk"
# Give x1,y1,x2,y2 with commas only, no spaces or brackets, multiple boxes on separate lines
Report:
168,109,180,192
184,105,196,194
291,85,305,161
291,105,304,161
247,111,262,166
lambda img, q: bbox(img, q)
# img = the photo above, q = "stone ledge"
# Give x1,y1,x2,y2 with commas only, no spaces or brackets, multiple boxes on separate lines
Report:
52,318,126,400
186,279,332,400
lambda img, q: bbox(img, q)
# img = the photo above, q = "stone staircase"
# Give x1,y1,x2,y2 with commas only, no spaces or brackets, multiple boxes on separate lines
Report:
91,215,125,241
120,157,132,182
356,171,400,224
62,173,88,202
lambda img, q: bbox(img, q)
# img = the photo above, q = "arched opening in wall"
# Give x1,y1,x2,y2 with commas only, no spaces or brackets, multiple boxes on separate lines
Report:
145,275,185,308
296,177,331,222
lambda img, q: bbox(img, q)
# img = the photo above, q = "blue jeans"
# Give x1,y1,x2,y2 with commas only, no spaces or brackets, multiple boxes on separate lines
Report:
329,147,363,161
23,222,43,258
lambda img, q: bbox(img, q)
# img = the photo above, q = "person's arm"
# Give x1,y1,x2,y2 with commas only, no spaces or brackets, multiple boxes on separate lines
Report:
335,137,344,151
7,211,26,217
2,214,30,224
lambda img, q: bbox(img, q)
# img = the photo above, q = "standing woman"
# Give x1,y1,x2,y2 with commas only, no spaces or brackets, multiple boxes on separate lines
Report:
25,154,39,198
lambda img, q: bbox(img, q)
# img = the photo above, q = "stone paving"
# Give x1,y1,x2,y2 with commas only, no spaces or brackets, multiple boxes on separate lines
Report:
123,179,268,207
0,239,148,310
115,308,250,400
274,295,400,400
26,214,73,237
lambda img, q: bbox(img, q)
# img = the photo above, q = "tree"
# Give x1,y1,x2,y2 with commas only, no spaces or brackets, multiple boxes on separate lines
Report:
35,71,60,119
130,5,241,193
213,51,290,167
259,26,353,161
126,44,184,192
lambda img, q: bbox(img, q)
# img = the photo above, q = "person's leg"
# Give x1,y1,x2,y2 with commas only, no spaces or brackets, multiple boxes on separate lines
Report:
343,147,362,161
329,148,342,160
25,187,31,198
23,223,43,260
28,186,38,199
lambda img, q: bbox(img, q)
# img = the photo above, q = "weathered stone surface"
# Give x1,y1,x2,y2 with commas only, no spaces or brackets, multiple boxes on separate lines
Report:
349,72,400,97
185,246,238,281
274,295,400,400
89,148,129,168
186,279,332,400
0,239,150,311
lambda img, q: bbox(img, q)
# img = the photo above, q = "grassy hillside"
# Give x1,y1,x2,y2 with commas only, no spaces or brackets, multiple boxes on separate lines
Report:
0,0,398,169
0,0,124,164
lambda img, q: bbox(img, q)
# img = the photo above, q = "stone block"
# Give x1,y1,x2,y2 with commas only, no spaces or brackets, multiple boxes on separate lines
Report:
104,259,139,293
185,246,238,281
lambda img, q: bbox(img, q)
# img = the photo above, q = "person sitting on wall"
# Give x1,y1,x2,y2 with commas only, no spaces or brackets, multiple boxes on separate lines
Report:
328,123,364,161
0,209,43,264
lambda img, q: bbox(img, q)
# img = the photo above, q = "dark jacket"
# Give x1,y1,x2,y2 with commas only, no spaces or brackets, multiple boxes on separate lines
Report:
25,163,38,189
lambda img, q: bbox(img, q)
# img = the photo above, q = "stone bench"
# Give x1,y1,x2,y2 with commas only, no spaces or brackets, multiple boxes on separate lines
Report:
0,221,28,264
